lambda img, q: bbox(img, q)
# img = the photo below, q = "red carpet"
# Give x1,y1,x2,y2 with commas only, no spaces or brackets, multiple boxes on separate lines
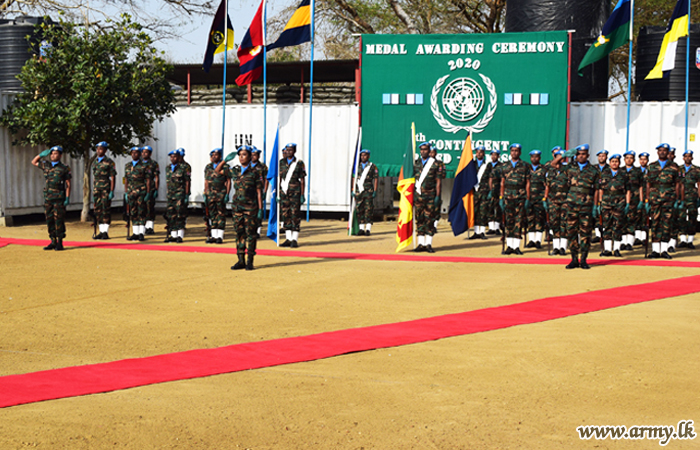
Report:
1,274,699,408
2,237,700,268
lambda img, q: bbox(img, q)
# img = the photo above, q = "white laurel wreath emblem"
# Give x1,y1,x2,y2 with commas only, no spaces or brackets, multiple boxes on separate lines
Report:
431,73,497,134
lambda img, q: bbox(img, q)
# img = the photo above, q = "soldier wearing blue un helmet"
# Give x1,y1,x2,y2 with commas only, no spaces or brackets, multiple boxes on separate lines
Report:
140,145,160,235
469,145,489,239
32,145,72,250
499,143,530,255
91,141,117,240
526,149,547,249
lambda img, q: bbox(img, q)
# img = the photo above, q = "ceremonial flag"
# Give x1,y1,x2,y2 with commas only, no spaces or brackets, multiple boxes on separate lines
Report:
266,127,280,243
448,134,478,236
395,124,416,252
577,0,631,75
236,0,266,86
202,0,235,73
267,0,311,51
645,0,690,80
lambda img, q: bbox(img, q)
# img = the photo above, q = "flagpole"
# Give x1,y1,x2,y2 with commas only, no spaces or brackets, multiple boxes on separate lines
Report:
263,0,268,219
306,0,315,222
625,0,634,154
685,0,690,153
221,0,229,149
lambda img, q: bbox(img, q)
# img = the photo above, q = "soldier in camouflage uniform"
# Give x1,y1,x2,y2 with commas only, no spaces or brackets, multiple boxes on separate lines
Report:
141,146,160,235
526,150,547,249
562,144,600,269
165,148,191,243
92,141,117,240
32,146,72,251
251,146,269,237
470,145,489,239
637,151,651,244
429,146,446,233
678,150,700,249
220,146,263,270
597,154,631,257
124,146,152,241
413,142,441,253
352,148,379,236
204,148,231,244
499,143,530,255
591,149,609,243
486,149,502,234
543,149,569,255
621,150,644,250
279,143,306,247
667,148,682,252
645,143,681,259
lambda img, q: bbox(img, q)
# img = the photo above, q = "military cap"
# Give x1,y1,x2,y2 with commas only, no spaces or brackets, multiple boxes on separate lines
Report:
237,145,251,155
683,149,694,156
251,146,262,154
623,150,635,157
360,149,370,154
551,146,562,153
576,144,590,152
509,143,522,150
639,152,650,158
474,145,486,152
96,141,108,148
656,143,670,151
210,148,223,156
141,145,153,152
50,145,63,153
609,154,622,160
529,150,541,156
130,146,141,152
596,149,608,156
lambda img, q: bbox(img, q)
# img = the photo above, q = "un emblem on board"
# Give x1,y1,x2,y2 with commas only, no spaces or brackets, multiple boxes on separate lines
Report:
431,73,497,134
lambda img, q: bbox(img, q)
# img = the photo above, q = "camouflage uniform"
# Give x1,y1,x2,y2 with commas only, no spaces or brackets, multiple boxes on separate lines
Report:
252,161,269,232
205,162,232,230
166,163,191,231
680,164,700,238
527,163,547,234
142,158,160,223
474,159,490,229
413,157,440,236
487,161,502,227
564,162,600,255
598,168,630,242
353,161,379,224
38,160,72,240
639,166,649,232
231,164,262,256
124,160,151,226
501,160,530,239
92,156,117,224
545,164,569,240
623,166,644,239
646,160,678,242
279,158,306,232
431,159,446,225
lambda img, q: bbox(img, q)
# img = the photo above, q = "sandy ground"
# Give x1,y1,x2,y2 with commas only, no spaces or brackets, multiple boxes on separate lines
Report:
0,215,699,449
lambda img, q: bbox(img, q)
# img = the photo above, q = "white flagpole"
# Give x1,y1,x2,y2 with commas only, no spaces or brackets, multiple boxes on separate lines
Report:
306,0,315,222
625,0,634,153
221,0,229,149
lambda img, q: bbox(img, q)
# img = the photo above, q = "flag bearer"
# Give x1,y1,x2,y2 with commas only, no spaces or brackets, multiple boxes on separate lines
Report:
278,143,306,247
499,143,530,255
204,148,231,244
413,142,441,253
352,148,379,236
92,141,117,240
597,154,631,257
526,150,547,249
141,145,160,235
124,146,151,241
32,146,71,251
645,143,681,259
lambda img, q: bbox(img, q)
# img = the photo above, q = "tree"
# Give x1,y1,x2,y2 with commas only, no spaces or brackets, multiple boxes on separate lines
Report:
0,14,176,221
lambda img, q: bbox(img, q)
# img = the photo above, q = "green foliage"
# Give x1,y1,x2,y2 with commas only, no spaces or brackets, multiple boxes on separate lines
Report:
0,14,176,158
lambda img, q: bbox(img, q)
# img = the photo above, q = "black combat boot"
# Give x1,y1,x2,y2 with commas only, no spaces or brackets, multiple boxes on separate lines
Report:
44,239,56,250
246,254,255,270
231,254,246,270
579,252,590,269
566,252,580,269
55,238,64,251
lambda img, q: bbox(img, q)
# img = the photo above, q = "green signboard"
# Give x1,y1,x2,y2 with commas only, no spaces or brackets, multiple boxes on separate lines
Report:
361,31,569,177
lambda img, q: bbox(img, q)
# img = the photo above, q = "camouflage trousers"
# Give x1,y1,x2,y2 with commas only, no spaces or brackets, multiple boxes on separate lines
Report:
547,201,567,239
414,191,436,236
504,198,526,238
93,188,112,224
474,191,489,227
44,199,67,239
233,211,258,256
565,201,594,254
356,191,374,224
625,195,641,235
671,203,682,240
281,189,302,232
166,195,188,231
601,197,626,241
526,198,546,233
206,191,227,230
681,198,699,235
488,191,500,223
650,200,673,242
127,188,147,226
146,193,157,222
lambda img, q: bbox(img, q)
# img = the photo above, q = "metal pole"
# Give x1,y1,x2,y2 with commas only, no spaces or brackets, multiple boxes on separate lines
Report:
221,0,229,149
263,0,268,218
626,0,634,154
685,0,691,152
306,0,315,222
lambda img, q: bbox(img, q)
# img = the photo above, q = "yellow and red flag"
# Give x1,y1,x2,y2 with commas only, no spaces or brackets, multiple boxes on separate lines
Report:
395,124,416,252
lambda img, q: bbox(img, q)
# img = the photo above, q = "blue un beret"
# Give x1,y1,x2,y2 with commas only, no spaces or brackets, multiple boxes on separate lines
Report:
168,150,177,156
551,146,562,153
639,152,650,158
285,143,297,150
656,143,670,151
596,149,608,156
130,146,141,152
474,145,486,152
554,150,564,156
210,148,223,156
419,141,431,148
251,146,262,154
50,145,63,153
509,143,522,150
623,150,635,157
360,148,370,154
576,144,590,152
684,150,694,156
96,141,108,148
141,145,153,152
529,150,542,156
491,149,500,155
237,145,251,155
609,154,622,160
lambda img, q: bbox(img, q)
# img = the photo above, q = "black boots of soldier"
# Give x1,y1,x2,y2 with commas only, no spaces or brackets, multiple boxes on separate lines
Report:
93,232,110,240
44,238,64,251
231,254,255,271
565,252,589,269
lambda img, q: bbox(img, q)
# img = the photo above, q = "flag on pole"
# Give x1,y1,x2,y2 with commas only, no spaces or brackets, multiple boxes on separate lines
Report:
267,0,311,51
395,124,416,252
577,0,631,75
202,0,235,73
348,127,362,236
266,127,280,243
645,0,690,80
235,0,266,86
447,134,478,236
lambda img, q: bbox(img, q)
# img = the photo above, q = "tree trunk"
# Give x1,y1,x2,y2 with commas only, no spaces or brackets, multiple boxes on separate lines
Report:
81,148,93,222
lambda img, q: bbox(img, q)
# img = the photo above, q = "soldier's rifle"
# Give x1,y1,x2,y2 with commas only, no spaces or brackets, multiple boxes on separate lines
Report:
89,208,97,239
203,195,212,238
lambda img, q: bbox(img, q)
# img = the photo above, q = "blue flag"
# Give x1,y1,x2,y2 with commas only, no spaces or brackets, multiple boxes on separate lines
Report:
266,127,280,243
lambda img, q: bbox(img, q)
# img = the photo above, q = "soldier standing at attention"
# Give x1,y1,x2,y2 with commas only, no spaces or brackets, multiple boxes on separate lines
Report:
429,145,446,233
486,149,502,235
141,145,159,235
251,146,269,237
526,150,547,249
597,154,631,257
543,149,569,255
638,151,651,244
645,143,682,259
499,143,530,255
621,150,644,250
204,148,231,244
279,143,306,247
220,146,263,270
413,142,441,253
92,141,116,240
591,149,609,243
679,150,700,249
470,145,489,239
124,146,151,241
562,144,600,269
352,148,379,236
32,146,71,251
667,147,682,253
165,149,191,243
